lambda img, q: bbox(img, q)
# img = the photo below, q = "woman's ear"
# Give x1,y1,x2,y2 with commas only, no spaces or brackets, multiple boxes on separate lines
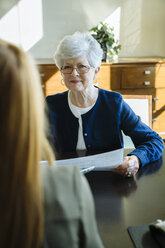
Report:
94,67,100,80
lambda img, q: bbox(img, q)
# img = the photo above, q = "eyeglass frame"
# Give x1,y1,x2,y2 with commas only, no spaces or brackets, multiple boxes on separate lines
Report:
60,65,94,74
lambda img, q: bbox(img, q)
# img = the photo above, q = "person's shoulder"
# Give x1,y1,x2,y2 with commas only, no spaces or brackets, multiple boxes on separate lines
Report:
42,164,81,182
42,166,103,248
46,91,68,104
42,165,85,218
42,165,82,192
98,88,123,102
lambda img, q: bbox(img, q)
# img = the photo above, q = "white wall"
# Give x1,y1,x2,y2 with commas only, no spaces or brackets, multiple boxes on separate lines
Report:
119,0,165,57
0,0,165,59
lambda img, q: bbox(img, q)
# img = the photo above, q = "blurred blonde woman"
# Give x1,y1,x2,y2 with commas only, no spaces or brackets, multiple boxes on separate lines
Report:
0,40,103,248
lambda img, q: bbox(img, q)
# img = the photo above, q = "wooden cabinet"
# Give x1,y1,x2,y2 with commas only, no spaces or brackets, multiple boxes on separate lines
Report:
38,63,67,95
110,58,165,138
37,58,165,138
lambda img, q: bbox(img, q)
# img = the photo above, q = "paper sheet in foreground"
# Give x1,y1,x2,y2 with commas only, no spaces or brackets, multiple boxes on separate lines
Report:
41,148,124,170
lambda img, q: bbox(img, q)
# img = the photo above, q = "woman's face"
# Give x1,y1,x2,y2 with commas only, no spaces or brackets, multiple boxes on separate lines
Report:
61,55,99,92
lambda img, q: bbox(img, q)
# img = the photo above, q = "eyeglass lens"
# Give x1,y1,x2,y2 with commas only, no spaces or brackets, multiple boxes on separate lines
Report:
62,65,90,74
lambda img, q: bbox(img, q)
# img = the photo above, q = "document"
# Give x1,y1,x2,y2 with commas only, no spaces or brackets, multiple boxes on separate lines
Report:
41,148,124,171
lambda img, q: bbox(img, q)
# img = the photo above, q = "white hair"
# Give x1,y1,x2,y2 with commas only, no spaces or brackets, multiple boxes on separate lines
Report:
54,32,103,69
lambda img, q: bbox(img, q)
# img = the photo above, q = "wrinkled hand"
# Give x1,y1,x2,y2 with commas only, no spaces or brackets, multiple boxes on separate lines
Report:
112,155,141,177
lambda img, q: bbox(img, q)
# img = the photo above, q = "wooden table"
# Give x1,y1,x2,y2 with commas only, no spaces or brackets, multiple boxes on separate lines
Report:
84,149,165,247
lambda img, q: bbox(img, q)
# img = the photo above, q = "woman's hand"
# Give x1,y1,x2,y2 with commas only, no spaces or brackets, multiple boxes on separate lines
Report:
112,155,141,177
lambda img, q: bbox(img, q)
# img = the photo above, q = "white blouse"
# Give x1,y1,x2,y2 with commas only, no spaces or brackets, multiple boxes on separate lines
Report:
68,91,95,150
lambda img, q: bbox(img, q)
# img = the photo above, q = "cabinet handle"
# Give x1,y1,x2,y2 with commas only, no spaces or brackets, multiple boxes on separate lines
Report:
152,118,157,122
40,73,45,77
153,97,159,101
144,70,151,75
143,81,151,86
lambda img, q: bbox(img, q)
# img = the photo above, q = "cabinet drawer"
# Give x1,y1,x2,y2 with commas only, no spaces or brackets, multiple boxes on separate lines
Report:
122,67,155,89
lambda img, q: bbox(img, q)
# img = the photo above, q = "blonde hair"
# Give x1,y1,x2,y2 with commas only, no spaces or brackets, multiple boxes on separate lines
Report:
0,40,54,247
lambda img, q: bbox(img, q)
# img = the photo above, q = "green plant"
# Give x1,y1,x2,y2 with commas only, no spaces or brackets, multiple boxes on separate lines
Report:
89,22,121,57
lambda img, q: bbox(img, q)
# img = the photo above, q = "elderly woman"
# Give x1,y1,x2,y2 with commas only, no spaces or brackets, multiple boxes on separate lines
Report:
46,32,164,177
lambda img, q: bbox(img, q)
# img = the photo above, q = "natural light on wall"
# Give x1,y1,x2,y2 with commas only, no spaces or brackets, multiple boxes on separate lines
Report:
0,6,20,45
0,0,43,51
104,7,121,41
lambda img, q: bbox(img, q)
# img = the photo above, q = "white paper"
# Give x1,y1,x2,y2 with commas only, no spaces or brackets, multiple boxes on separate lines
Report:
40,148,124,171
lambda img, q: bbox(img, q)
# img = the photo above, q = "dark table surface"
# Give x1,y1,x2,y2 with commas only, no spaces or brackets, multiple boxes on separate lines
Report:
85,149,165,248
56,149,165,248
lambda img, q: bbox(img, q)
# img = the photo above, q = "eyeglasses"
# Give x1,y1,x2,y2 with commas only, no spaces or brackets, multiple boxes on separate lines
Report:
61,64,92,74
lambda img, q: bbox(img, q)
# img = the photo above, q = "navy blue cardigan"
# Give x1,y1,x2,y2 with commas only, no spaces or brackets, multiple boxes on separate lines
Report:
46,88,164,167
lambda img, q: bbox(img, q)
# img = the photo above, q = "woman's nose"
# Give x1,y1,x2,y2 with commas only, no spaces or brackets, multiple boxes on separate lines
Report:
71,68,79,76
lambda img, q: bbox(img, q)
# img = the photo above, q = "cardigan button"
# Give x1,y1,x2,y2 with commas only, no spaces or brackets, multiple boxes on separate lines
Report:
84,133,87,136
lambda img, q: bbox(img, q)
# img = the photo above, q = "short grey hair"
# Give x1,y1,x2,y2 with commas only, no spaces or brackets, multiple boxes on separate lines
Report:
54,32,103,69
